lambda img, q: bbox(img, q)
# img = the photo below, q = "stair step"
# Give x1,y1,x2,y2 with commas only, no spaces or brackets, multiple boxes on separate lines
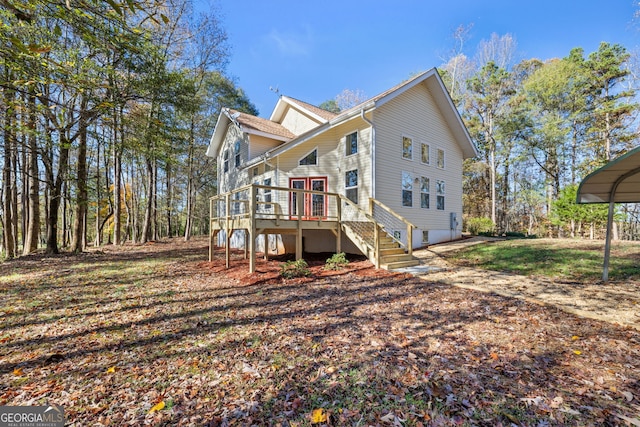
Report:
379,242,400,249
380,247,405,256
381,259,421,270
380,253,414,263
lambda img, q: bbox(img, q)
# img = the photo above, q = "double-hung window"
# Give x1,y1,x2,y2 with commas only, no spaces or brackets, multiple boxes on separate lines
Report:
223,150,229,173
436,180,445,210
234,141,241,168
345,169,358,204
346,132,358,156
420,177,430,209
402,171,413,207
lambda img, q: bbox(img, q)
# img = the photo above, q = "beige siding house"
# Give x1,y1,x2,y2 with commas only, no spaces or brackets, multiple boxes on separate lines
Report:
206,68,477,269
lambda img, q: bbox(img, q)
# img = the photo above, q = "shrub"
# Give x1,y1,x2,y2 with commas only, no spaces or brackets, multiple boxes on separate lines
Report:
279,259,311,279
467,217,495,235
325,252,349,270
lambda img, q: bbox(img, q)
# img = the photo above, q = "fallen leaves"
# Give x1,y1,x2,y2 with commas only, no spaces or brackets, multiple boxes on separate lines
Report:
0,237,638,426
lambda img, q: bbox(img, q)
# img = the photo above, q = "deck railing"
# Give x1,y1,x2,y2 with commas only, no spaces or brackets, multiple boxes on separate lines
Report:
210,184,389,269
369,198,417,256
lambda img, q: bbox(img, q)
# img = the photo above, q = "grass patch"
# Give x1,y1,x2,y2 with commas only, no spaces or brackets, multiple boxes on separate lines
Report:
450,238,640,281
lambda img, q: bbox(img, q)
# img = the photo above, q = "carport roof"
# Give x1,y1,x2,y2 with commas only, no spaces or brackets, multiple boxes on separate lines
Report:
576,146,640,204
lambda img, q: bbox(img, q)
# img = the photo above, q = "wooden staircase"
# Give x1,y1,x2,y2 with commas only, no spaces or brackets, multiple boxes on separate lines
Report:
378,234,420,270
340,218,420,271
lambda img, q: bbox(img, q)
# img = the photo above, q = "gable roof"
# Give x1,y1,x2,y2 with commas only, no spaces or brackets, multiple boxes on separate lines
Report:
270,95,338,124
267,68,478,159
205,108,295,158
206,68,478,161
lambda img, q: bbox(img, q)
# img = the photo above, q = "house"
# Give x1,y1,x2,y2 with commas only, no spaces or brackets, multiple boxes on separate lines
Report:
206,68,477,271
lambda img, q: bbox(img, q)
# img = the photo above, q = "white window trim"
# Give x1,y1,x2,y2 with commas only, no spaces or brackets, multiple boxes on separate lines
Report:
422,230,429,244
436,179,446,211
298,146,319,166
401,170,414,208
401,135,414,161
436,147,445,169
420,176,430,209
345,169,358,204
421,142,430,165
345,131,358,157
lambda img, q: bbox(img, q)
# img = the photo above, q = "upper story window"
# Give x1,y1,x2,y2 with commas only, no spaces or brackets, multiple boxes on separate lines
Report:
402,136,413,160
299,148,318,165
402,171,413,207
346,132,358,156
234,140,241,168
421,143,430,165
223,150,229,173
345,169,358,204
437,148,445,168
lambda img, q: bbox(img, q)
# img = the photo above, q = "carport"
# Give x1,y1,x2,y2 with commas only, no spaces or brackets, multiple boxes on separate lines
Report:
576,146,640,282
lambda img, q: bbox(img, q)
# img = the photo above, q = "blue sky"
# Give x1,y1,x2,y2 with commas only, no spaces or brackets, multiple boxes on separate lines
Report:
200,1,639,117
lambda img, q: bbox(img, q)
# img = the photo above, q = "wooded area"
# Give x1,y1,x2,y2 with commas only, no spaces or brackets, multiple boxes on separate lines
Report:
1,3,639,259
0,0,257,257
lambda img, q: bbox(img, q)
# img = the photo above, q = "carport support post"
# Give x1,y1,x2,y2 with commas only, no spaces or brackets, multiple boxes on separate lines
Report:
602,199,615,282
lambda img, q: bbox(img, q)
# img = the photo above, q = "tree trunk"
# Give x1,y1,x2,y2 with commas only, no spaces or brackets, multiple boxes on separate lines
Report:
71,97,89,252
2,85,15,259
46,134,71,254
23,92,40,255
141,158,154,243
112,109,122,245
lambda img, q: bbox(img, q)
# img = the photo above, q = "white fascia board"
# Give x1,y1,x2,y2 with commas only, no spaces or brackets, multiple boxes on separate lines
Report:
205,111,230,157
266,105,375,159
242,127,290,142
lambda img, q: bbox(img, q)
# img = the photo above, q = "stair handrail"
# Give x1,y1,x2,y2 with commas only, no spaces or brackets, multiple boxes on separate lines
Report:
337,195,385,268
368,198,417,256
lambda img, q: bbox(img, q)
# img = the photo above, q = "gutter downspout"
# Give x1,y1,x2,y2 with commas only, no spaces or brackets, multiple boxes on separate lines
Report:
360,109,375,199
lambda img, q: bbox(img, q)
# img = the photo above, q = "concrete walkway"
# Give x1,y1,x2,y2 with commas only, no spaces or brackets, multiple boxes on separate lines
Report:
396,237,640,331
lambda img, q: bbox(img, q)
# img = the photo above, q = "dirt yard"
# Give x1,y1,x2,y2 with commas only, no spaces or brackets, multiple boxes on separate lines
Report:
1,237,638,425
412,237,640,331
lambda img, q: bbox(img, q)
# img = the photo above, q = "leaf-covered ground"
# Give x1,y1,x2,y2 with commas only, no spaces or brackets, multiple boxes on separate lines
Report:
1,237,639,426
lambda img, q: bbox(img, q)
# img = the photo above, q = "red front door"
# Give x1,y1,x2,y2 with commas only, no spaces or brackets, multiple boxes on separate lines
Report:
289,177,327,219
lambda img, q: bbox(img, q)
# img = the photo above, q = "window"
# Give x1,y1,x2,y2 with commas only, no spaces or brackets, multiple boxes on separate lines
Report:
437,148,445,168
346,132,358,156
263,178,272,211
223,150,229,173
402,136,413,160
393,230,402,241
402,171,413,207
436,180,445,210
299,148,318,165
345,169,358,204
234,141,241,168
420,176,430,209
421,143,430,165
422,230,429,244
252,166,259,177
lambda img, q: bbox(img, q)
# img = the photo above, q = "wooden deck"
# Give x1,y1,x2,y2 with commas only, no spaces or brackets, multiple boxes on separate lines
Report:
209,184,419,272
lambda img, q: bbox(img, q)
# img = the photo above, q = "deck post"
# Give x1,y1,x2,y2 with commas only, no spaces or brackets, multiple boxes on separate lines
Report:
296,189,303,260
225,193,231,269
209,197,214,262
265,234,269,260
407,224,413,256
374,224,380,269
336,195,342,254
249,185,257,273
